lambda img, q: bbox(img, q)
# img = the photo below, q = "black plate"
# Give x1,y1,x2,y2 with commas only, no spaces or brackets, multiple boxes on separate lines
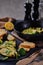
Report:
15,20,43,42
0,35,40,62
0,47,40,65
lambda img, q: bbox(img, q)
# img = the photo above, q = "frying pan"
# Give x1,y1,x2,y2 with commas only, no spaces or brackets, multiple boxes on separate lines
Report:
15,20,43,42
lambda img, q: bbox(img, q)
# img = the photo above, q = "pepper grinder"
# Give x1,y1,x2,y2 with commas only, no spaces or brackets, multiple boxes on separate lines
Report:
32,0,40,21
24,1,32,21
32,0,41,27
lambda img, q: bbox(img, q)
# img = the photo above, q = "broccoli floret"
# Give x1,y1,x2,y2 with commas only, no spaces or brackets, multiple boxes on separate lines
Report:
18,48,26,56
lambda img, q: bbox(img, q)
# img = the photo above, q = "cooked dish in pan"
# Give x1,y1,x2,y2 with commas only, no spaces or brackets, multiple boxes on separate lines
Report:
22,27,43,34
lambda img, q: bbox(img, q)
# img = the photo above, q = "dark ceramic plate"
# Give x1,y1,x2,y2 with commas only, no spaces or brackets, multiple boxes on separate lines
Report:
0,34,40,62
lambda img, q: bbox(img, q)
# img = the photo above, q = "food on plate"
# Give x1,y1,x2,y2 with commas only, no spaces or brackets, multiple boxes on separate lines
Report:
5,22,14,30
7,34,15,41
19,41,35,51
0,41,16,48
0,29,7,36
0,29,7,40
0,39,3,45
0,30,35,60
22,27,43,34
36,28,41,33
0,47,16,57
0,40,17,57
22,27,36,34
0,40,26,59
18,48,26,56
0,39,35,60
4,41,16,47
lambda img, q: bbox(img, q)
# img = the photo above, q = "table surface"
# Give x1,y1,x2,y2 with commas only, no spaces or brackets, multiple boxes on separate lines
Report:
28,49,43,65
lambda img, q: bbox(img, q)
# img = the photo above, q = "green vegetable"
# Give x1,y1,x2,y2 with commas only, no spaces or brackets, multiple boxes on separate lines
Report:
6,41,13,45
22,27,43,34
5,49,11,55
36,28,41,33
4,40,16,47
4,41,13,44
2,57,8,60
4,41,13,46
16,53,20,59
18,48,26,56
0,40,3,44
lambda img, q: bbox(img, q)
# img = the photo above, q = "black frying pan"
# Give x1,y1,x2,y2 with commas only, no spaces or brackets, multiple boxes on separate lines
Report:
14,20,43,42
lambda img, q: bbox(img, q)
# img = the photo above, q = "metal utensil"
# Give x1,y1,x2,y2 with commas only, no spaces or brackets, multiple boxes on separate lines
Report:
8,30,25,42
